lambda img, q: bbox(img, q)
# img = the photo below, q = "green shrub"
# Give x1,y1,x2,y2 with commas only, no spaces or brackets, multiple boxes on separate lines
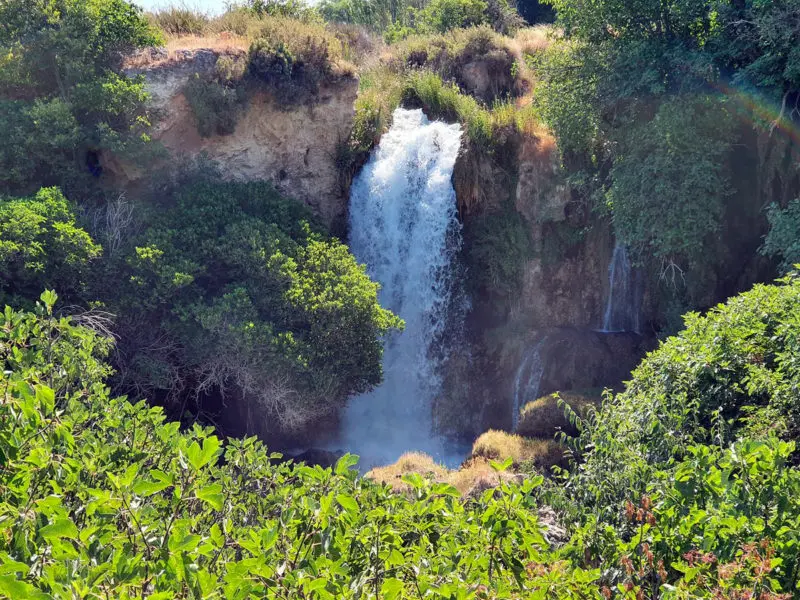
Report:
249,39,296,81
0,188,101,307
568,272,800,522
184,74,246,137
562,438,800,595
465,206,531,301
248,0,314,19
762,198,800,273
320,0,520,39
109,177,402,433
0,0,162,196
248,33,334,104
608,95,735,270
416,0,488,33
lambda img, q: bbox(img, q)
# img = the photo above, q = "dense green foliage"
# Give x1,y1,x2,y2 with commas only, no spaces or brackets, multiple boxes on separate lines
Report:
466,207,531,300
533,0,800,287
248,34,334,104
567,273,800,523
0,188,101,308
2,291,800,598
0,0,161,195
3,1,800,596
0,298,592,598
107,176,400,432
607,96,735,267
184,73,247,137
0,0,401,436
319,0,522,40
763,200,800,273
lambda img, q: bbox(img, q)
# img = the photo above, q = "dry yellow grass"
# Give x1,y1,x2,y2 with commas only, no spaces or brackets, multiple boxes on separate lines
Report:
511,25,557,56
446,457,521,496
364,432,568,497
366,452,449,492
123,35,248,69
366,452,523,497
471,430,568,472
131,12,360,75
517,393,599,440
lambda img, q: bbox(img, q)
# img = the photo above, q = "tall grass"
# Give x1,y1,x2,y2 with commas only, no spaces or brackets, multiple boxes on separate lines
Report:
401,71,542,150
148,6,210,36
146,6,360,76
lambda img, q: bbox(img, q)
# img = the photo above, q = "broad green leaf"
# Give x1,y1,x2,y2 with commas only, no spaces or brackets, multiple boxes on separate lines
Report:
133,478,172,497
382,578,404,600
490,457,513,472
336,494,359,513
40,518,78,541
334,453,360,475
196,483,224,510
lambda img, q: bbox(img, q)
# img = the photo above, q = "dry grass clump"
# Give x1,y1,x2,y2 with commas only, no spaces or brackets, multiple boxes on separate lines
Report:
517,392,599,439
510,25,556,57
141,7,363,76
447,457,521,496
471,430,567,472
148,6,210,36
366,452,448,492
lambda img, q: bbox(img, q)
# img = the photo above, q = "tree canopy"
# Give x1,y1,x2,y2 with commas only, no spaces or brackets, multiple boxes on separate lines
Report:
106,177,401,433
0,0,161,195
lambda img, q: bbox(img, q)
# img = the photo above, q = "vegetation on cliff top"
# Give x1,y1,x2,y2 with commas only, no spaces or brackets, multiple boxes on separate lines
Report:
0,0,402,438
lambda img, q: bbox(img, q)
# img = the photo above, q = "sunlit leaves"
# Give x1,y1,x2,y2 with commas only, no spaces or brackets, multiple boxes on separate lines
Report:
3,296,800,597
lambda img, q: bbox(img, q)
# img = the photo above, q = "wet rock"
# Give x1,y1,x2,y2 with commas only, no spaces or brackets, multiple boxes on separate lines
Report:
291,448,343,469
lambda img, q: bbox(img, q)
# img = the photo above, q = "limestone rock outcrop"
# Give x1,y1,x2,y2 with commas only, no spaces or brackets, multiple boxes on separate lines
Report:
121,49,358,229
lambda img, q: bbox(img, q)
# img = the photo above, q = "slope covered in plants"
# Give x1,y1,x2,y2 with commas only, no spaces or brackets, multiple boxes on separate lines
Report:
2,277,800,597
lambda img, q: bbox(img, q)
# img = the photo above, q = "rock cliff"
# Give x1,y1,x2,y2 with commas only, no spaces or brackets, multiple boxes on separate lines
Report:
119,49,358,229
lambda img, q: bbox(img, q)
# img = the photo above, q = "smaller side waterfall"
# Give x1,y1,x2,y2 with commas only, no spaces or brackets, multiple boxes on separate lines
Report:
601,244,642,333
511,338,547,430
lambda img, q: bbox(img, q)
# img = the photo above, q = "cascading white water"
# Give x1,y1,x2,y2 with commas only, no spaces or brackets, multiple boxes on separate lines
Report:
511,337,547,430
601,244,641,333
332,108,465,470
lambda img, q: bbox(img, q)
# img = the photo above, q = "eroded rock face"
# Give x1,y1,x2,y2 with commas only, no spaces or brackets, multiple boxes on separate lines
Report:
514,134,611,329
121,49,358,229
453,129,650,434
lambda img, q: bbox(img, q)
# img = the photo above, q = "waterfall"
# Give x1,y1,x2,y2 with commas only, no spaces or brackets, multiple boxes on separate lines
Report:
511,338,547,430
601,244,641,333
332,108,465,469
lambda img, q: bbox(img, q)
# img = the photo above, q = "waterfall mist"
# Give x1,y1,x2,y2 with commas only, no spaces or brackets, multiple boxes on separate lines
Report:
330,108,466,470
